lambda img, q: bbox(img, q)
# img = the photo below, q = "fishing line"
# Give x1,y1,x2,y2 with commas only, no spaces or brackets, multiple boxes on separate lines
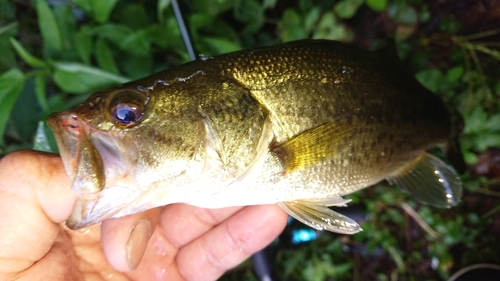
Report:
171,0,196,61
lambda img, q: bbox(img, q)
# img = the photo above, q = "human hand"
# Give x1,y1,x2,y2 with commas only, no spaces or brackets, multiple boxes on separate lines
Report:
0,150,288,281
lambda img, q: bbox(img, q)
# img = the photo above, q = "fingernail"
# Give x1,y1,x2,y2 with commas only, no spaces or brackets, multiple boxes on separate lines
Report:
127,220,152,270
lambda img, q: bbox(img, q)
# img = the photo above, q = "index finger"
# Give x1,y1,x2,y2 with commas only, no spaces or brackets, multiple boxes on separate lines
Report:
0,150,75,274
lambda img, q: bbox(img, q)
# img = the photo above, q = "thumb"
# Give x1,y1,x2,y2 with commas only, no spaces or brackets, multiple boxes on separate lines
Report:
0,150,75,274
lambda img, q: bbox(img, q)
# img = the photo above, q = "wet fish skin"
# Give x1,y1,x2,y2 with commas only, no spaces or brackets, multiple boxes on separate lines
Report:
47,40,462,232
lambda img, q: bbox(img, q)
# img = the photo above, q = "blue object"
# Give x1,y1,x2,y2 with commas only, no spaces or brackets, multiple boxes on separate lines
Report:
291,228,318,245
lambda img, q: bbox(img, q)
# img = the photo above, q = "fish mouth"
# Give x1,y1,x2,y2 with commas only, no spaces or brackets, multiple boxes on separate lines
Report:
47,112,139,229
47,112,105,194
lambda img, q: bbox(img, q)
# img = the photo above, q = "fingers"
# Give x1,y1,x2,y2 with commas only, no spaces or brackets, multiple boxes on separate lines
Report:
101,207,162,272
0,150,74,274
122,204,244,280
0,150,74,222
159,204,243,248
176,204,288,281
104,203,287,280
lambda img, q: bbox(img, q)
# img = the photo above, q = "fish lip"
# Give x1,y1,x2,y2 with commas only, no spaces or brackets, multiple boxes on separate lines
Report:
47,112,137,191
48,112,110,195
46,112,84,183
48,111,141,228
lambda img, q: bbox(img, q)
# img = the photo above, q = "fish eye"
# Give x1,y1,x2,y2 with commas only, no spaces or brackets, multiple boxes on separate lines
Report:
109,90,146,127
111,103,143,125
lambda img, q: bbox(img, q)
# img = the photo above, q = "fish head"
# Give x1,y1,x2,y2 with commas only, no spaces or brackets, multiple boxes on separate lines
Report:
47,88,146,191
47,84,203,229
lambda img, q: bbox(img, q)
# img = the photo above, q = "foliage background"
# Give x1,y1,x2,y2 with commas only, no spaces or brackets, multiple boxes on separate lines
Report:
1,0,500,280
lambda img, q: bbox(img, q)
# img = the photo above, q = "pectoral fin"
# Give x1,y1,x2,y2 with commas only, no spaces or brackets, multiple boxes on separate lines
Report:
387,152,462,208
272,119,353,172
198,81,268,174
278,200,362,234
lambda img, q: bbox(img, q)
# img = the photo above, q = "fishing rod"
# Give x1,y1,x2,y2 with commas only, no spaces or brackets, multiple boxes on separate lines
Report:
171,0,196,61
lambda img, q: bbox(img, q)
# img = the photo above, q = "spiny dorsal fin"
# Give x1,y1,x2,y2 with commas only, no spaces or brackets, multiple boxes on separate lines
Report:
272,119,353,172
387,152,462,208
278,200,362,234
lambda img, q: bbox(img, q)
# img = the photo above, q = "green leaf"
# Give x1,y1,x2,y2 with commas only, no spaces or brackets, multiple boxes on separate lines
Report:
95,23,134,48
474,133,500,151
46,91,67,113
303,7,320,33
9,37,46,68
94,0,119,22
121,55,152,80
366,0,388,11
36,0,63,52
35,71,50,114
191,0,233,17
73,0,91,14
157,0,171,23
0,22,18,72
116,3,150,28
463,150,478,164
202,37,241,54
189,13,216,31
0,0,15,21
278,9,307,42
463,107,486,134
75,0,119,23
98,24,155,57
121,29,151,56
52,4,77,51
233,0,264,34
312,11,348,41
95,38,119,74
415,68,443,93
438,15,462,34
8,76,42,144
388,3,418,25
0,22,17,37
159,17,183,49
263,0,278,9
53,61,129,94
143,24,174,48
445,66,464,83
440,65,464,96
33,121,53,152
334,0,364,19
484,113,500,132
74,27,93,65
0,69,24,146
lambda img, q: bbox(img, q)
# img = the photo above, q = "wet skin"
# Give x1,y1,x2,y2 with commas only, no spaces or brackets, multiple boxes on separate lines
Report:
0,150,287,281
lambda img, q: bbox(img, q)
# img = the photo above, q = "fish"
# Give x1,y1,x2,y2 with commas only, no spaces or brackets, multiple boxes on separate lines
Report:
47,39,462,233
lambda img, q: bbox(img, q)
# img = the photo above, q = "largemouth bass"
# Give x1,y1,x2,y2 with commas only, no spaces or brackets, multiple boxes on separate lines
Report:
47,40,462,233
